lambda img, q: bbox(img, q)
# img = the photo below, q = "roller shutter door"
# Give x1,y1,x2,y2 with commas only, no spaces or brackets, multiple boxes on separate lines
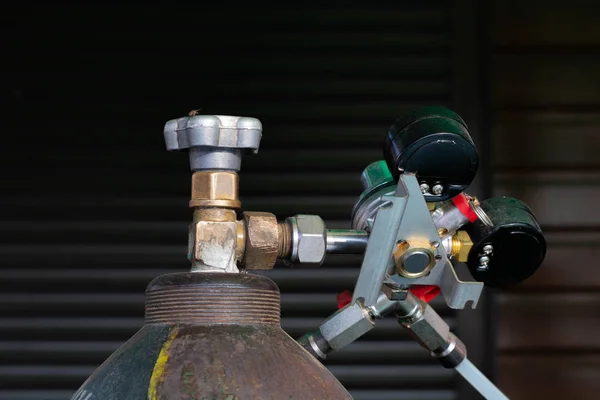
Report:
1,3,474,399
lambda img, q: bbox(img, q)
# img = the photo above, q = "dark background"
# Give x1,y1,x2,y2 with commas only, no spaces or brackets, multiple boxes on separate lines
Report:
2,2,599,399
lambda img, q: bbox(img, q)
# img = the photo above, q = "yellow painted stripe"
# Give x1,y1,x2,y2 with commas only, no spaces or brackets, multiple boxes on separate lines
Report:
148,328,178,400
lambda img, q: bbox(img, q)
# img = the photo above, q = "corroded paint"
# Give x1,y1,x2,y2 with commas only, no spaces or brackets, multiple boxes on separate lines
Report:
153,325,352,399
71,324,172,399
148,327,179,400
76,273,351,399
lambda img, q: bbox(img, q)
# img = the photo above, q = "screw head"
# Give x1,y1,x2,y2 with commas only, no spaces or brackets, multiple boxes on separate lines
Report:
432,184,444,195
477,264,489,272
420,183,430,194
479,255,490,264
483,244,494,254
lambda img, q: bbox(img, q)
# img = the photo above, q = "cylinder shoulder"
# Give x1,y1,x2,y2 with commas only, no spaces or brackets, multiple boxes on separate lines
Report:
74,324,352,400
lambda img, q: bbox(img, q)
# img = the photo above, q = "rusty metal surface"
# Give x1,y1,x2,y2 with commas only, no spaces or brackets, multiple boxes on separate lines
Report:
146,273,281,325
145,273,352,399
153,324,352,399
242,211,279,270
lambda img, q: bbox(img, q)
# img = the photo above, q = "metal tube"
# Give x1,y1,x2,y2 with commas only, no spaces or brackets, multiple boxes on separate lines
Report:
455,358,509,400
431,201,470,238
326,229,461,259
326,230,369,254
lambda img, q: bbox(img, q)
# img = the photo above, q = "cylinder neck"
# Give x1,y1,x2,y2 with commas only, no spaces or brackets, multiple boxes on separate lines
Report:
145,272,281,326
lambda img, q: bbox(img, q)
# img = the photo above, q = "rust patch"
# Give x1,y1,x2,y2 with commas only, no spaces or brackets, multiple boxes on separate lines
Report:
179,363,200,399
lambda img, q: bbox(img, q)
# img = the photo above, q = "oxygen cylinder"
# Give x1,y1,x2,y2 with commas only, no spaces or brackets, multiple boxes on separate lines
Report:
72,272,352,399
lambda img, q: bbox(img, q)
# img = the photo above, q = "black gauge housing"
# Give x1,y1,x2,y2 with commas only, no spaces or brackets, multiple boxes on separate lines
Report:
384,106,479,202
465,197,547,288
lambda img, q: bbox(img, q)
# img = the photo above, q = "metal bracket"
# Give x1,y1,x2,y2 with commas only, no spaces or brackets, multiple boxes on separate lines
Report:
352,173,483,310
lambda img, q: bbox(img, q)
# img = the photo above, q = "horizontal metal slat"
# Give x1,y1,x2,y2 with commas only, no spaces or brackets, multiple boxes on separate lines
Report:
493,53,600,107
0,292,449,317
0,121,403,155
519,231,600,289
0,317,455,342
110,79,451,98
492,0,600,47
330,365,454,389
498,293,600,352
0,197,359,221
74,54,449,79
0,268,362,293
101,8,448,30
0,293,356,318
494,170,600,228
0,340,438,367
5,171,374,197
0,222,365,247
0,364,454,390
55,95,447,115
492,111,600,169
498,354,600,400
0,247,363,274
0,219,355,239
37,101,448,121
96,32,449,51
194,56,449,76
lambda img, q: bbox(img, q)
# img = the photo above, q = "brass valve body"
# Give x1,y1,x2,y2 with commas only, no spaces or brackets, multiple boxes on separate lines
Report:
188,170,284,271
190,171,240,209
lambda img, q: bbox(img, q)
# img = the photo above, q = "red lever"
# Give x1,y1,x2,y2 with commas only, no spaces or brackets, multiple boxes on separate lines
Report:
452,193,478,223
336,290,353,309
336,285,440,309
409,285,441,303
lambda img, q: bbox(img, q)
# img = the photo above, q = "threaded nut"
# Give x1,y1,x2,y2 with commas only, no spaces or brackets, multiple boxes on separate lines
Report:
242,212,279,270
189,171,240,209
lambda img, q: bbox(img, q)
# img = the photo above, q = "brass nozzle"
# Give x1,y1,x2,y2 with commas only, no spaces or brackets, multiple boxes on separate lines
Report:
450,231,473,262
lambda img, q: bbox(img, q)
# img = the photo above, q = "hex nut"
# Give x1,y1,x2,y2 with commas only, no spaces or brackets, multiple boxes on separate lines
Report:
447,230,474,262
242,212,279,270
290,215,327,266
454,231,473,262
190,171,240,209
401,304,451,353
393,240,435,278
319,302,375,350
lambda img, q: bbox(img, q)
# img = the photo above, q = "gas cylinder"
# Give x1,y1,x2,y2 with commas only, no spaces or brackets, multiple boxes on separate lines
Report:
72,272,352,399
72,114,352,399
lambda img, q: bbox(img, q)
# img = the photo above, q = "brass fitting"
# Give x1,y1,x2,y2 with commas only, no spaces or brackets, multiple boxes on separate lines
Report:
450,230,473,262
187,169,294,271
192,208,239,272
190,171,240,209
393,240,436,278
241,212,280,270
189,170,242,272
277,221,293,259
